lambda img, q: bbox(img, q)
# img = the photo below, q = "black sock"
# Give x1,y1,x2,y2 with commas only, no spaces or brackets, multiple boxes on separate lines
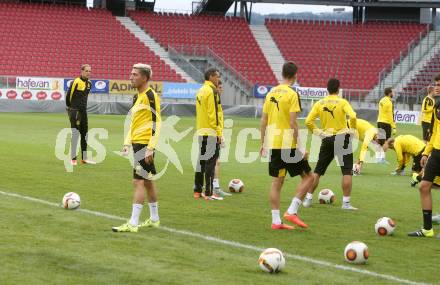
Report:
417,175,422,182
423,209,432,230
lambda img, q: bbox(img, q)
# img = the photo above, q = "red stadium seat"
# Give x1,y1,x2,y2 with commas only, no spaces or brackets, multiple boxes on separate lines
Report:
265,19,427,91
128,11,277,85
402,51,440,97
0,2,185,82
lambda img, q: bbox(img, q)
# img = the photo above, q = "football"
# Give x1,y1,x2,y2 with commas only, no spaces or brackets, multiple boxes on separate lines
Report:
352,163,361,175
228,179,244,193
375,217,396,236
344,241,369,264
62,192,81,210
318,189,335,204
258,248,285,273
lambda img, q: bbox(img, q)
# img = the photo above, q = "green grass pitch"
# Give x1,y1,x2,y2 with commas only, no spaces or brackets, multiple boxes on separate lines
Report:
0,112,438,285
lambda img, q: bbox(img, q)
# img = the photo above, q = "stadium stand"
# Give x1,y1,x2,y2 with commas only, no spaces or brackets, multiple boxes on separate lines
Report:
401,52,440,98
0,2,185,82
128,11,277,85
265,19,427,91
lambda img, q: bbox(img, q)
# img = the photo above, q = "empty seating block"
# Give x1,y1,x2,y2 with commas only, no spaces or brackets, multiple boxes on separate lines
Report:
129,11,277,85
265,19,427,91
0,2,185,82
401,53,440,98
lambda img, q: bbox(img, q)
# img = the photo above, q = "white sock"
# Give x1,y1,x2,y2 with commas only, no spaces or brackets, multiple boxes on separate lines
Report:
213,178,220,188
129,204,143,226
149,202,159,222
287,197,302,215
343,196,350,204
376,150,385,160
271,210,281,225
306,192,313,200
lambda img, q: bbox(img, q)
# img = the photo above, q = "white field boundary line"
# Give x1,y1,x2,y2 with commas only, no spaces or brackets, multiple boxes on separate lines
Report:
0,190,430,285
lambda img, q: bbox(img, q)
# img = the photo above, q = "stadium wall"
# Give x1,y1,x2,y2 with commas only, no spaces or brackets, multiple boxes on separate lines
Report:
0,76,421,124
0,99,421,125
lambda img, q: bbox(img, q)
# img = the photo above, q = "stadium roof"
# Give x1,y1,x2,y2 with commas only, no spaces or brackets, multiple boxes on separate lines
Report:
196,0,440,15
252,0,440,8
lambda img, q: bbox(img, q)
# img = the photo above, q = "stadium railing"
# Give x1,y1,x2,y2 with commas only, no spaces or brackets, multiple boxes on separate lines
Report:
171,44,254,95
168,46,204,83
377,25,440,100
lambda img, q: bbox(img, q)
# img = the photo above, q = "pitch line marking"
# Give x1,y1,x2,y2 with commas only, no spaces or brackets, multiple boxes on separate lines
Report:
0,190,430,285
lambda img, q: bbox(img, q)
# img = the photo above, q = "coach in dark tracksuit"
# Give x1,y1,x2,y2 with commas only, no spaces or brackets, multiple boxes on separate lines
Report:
66,64,92,164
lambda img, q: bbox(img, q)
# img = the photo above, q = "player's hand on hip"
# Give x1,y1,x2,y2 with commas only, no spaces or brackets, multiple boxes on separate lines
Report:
145,148,154,164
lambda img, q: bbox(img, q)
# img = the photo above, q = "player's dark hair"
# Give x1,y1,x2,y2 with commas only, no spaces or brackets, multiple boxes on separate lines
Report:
327,78,340,94
384,87,393,96
205,68,219,81
282,62,298,79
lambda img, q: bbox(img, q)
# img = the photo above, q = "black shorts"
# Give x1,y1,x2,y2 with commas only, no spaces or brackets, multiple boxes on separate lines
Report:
314,134,353,176
422,149,440,183
412,148,424,172
68,108,88,131
132,143,156,180
377,122,392,145
422,121,432,141
269,149,311,177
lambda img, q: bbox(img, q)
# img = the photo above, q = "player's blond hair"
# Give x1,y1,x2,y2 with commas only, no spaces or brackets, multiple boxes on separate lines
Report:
81,64,91,71
133,63,152,80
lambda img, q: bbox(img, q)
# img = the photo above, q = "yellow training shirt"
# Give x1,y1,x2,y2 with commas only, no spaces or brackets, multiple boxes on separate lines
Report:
393,135,425,169
262,84,301,149
349,119,377,162
305,95,357,136
217,93,224,137
421,96,434,123
377,96,396,128
124,87,161,149
196,81,221,137
423,105,440,155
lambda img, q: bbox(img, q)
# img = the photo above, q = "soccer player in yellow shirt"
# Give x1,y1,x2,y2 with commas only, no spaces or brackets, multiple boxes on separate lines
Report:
194,68,223,200
421,85,435,143
377,87,396,146
112,64,161,233
384,135,425,178
408,76,440,238
260,62,314,230
349,118,380,175
213,80,231,197
303,78,358,210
